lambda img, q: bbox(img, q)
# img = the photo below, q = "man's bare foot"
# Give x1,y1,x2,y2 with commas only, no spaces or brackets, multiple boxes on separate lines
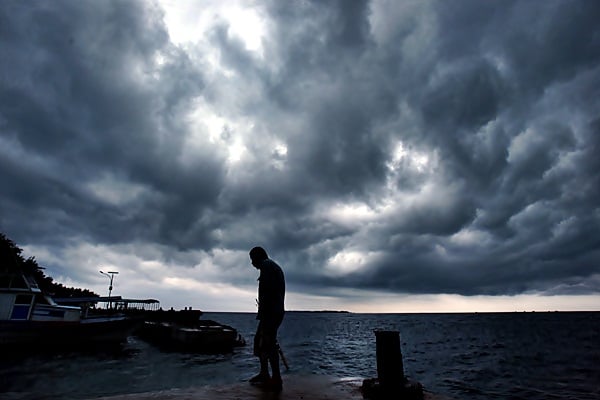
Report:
249,373,270,384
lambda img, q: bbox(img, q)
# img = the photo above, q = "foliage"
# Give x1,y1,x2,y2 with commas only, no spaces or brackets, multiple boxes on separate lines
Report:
0,232,99,298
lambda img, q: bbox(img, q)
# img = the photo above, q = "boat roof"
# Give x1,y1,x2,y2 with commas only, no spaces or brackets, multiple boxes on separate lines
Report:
0,272,42,293
119,298,160,304
54,296,160,304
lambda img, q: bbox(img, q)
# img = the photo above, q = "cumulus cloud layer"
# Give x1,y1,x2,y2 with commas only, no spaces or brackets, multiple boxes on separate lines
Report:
1,0,599,307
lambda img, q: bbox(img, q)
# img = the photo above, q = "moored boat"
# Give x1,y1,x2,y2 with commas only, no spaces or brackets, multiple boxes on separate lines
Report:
0,271,139,349
136,318,246,353
55,296,246,353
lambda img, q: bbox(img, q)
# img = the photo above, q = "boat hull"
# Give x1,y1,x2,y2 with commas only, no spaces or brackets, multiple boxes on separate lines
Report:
137,321,244,353
0,316,141,349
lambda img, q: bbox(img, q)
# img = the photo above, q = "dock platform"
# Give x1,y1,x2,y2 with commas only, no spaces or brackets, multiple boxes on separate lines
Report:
91,374,451,400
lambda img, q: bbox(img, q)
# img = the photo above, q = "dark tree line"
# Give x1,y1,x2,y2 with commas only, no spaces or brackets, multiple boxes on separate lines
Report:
0,232,98,298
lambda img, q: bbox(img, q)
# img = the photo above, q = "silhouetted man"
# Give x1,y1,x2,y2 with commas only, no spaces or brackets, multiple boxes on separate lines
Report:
249,246,285,391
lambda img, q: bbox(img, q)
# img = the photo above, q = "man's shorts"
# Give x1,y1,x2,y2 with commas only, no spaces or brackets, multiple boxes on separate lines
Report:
253,316,283,357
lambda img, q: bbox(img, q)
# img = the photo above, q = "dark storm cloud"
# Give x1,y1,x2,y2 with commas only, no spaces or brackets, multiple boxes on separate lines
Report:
1,0,599,302
1,0,225,249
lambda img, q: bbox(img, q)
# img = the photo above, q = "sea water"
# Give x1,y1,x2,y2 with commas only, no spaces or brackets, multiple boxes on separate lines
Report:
1,312,598,400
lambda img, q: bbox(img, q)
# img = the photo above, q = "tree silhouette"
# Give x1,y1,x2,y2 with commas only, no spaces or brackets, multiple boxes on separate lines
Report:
0,232,99,298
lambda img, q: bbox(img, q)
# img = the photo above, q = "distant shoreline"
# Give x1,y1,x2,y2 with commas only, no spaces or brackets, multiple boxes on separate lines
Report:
287,310,351,313
203,310,599,314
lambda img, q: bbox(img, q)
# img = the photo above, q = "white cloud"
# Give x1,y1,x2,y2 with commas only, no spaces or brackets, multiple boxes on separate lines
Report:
86,174,151,206
159,0,267,56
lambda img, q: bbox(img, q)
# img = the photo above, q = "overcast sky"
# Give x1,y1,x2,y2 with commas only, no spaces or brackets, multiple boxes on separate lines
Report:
1,0,599,312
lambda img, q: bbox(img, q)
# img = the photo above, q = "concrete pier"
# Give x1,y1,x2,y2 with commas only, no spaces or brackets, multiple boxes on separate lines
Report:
89,374,448,400
91,375,363,400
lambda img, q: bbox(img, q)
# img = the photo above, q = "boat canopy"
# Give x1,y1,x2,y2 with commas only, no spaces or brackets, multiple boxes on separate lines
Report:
54,296,161,311
115,298,161,311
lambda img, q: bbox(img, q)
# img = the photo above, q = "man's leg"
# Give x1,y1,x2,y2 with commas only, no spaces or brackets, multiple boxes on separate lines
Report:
260,354,270,377
265,319,283,390
249,322,270,383
269,347,281,380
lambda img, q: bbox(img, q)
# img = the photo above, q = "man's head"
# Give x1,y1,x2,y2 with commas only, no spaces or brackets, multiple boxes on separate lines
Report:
249,246,268,268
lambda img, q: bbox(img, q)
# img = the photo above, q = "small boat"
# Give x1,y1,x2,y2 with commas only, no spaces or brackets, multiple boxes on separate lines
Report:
55,296,246,353
136,318,246,353
56,297,247,353
0,271,140,349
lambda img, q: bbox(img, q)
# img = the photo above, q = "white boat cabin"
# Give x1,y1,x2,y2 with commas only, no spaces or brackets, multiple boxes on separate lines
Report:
0,272,81,322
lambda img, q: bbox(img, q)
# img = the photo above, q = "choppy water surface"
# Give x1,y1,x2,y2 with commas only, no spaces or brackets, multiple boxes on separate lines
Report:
1,312,598,400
